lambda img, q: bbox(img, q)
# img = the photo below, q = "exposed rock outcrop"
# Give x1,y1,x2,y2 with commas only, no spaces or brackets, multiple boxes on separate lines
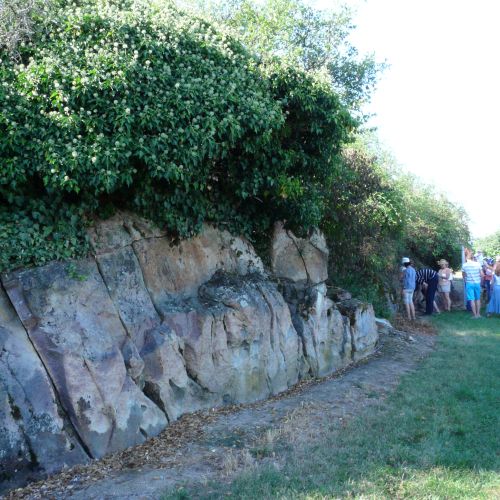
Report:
0,288,88,488
3,260,168,461
270,221,328,285
336,299,379,361
271,222,378,376
0,214,379,492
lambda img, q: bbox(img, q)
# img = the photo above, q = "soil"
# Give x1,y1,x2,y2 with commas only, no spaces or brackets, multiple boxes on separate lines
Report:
2,327,435,500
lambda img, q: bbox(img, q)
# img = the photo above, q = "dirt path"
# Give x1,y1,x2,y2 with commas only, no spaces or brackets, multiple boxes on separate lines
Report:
3,330,435,500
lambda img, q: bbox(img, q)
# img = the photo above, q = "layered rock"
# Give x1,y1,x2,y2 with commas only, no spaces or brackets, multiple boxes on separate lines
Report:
0,288,88,489
2,261,167,460
272,223,378,376
336,299,379,361
1,214,379,491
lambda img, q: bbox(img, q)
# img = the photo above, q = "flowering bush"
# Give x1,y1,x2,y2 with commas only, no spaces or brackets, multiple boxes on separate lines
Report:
0,0,355,271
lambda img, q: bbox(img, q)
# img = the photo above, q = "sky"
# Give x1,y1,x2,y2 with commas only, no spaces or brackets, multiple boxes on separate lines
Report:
310,0,500,239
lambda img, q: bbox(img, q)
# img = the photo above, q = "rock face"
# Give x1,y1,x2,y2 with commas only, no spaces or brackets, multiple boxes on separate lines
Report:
336,299,379,361
0,288,88,489
271,221,328,284
0,214,379,492
271,222,378,376
3,260,167,461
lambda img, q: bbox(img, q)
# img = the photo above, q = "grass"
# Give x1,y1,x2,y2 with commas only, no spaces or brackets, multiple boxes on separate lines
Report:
167,311,500,499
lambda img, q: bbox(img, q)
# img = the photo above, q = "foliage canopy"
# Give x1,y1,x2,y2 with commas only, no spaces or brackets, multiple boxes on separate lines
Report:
0,0,471,312
0,0,355,271
179,0,383,114
475,230,500,257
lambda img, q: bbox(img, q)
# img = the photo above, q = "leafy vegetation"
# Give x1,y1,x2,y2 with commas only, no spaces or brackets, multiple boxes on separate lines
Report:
0,0,470,298
322,134,469,315
169,312,500,499
0,0,354,271
181,0,383,114
475,230,500,257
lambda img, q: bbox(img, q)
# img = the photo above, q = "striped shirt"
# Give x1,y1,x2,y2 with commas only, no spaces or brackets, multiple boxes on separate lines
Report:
416,268,438,285
462,260,482,284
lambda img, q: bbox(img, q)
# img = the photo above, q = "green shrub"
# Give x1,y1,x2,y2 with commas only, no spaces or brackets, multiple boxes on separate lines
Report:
0,0,355,271
0,200,89,273
475,230,500,257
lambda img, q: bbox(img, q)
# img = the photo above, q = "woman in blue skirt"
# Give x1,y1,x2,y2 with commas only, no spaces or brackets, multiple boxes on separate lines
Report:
486,266,500,316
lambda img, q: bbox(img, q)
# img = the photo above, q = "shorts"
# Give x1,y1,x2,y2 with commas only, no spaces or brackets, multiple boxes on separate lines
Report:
466,282,481,301
438,283,451,293
402,289,414,304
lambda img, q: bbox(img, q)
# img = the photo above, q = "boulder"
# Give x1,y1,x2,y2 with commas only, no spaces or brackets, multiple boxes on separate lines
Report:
375,317,394,335
2,261,167,459
279,283,352,378
326,286,352,302
449,277,466,309
162,273,302,404
140,324,213,421
0,288,88,491
336,299,379,361
270,222,328,285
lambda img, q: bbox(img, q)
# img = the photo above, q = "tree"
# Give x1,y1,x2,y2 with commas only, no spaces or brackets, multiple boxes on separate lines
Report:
0,0,52,55
475,231,500,257
178,0,384,114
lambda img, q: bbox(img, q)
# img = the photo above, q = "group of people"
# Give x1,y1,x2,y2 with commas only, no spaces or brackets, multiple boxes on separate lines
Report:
462,249,500,318
399,251,500,320
400,258,449,320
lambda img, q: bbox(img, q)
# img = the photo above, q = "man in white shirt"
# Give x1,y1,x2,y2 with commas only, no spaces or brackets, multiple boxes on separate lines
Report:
462,249,484,318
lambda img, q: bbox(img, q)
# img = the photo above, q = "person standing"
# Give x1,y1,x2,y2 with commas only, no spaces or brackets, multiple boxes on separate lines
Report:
462,249,484,318
401,257,416,320
474,249,484,266
416,268,439,315
486,265,500,317
437,259,453,312
482,259,494,303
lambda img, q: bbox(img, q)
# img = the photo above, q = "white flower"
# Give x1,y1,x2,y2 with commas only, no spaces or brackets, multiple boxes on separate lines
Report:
125,108,131,114
91,156,97,163
72,151,78,158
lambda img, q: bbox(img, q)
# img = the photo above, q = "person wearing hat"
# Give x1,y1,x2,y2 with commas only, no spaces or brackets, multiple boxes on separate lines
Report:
437,259,453,312
401,257,416,320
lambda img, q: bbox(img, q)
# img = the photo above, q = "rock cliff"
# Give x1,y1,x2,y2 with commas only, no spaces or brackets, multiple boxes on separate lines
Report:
0,214,378,491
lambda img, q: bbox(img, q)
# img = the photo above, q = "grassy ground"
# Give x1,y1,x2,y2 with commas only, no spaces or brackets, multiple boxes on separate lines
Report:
170,311,500,499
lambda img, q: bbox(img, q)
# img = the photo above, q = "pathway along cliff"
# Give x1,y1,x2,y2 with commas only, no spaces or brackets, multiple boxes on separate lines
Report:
3,324,434,499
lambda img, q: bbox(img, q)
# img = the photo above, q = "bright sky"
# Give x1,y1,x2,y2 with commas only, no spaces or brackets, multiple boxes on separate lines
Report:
310,0,500,239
